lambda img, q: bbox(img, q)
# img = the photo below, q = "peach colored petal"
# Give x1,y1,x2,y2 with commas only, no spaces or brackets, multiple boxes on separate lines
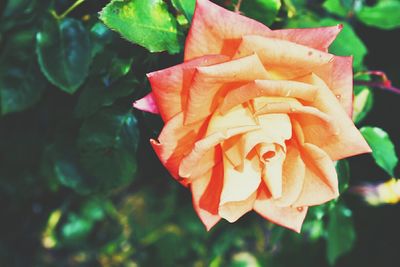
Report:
233,36,333,78
132,92,159,114
295,74,371,160
315,56,353,116
184,54,269,125
147,54,228,121
222,113,292,170
261,145,286,199
190,164,223,231
270,25,343,52
254,188,308,233
254,101,337,133
219,80,318,114
293,143,339,207
150,112,204,182
179,125,260,178
184,0,270,61
273,144,306,207
219,155,261,222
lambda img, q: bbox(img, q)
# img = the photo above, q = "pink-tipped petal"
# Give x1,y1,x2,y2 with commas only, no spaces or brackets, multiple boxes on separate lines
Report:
184,0,270,60
147,55,229,121
295,74,371,160
270,25,343,52
132,92,159,114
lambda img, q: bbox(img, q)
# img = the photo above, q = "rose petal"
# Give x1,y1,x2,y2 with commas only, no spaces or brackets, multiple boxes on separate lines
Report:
219,155,261,222
293,143,339,207
273,144,306,207
184,54,269,125
233,35,334,78
261,146,286,199
132,92,159,114
179,125,260,178
147,54,229,121
219,80,318,114
315,56,353,116
270,25,343,52
295,73,371,160
151,112,204,182
254,186,308,233
184,0,270,60
191,164,223,230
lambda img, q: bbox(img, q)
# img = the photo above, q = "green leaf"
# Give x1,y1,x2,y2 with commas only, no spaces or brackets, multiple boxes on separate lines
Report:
335,159,350,193
326,201,356,265
240,0,282,26
360,127,398,176
100,0,181,54
78,107,139,190
323,0,350,17
75,75,137,118
357,0,400,30
36,16,92,94
61,213,93,242
81,199,106,222
286,18,367,68
352,86,374,124
90,22,114,57
0,29,45,114
171,0,195,22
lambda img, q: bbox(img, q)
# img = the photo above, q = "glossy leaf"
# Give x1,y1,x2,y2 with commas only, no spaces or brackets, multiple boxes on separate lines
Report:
326,201,356,266
352,86,374,124
335,160,350,193
171,0,196,22
78,107,139,190
323,0,352,17
100,0,181,54
357,0,400,30
240,0,282,26
36,17,92,94
75,76,137,118
360,126,398,176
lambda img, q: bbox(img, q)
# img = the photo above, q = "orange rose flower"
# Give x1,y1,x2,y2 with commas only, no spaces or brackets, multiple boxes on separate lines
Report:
134,0,371,232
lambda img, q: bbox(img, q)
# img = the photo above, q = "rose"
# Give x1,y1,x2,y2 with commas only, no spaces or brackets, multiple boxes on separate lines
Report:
134,0,371,232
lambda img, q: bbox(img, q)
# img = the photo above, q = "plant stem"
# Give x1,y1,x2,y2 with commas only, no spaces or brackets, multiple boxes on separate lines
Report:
52,0,86,20
354,70,400,95
234,0,244,13
354,81,400,95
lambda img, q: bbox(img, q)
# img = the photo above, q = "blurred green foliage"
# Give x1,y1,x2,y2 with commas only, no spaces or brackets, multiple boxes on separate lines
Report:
0,0,399,266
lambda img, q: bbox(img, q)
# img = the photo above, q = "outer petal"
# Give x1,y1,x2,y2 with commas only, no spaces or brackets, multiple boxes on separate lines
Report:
184,0,270,60
133,92,159,114
315,56,353,116
150,112,204,182
295,73,371,160
184,54,269,125
191,164,223,230
254,185,308,233
270,25,343,52
233,35,334,78
293,143,339,207
147,54,229,121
